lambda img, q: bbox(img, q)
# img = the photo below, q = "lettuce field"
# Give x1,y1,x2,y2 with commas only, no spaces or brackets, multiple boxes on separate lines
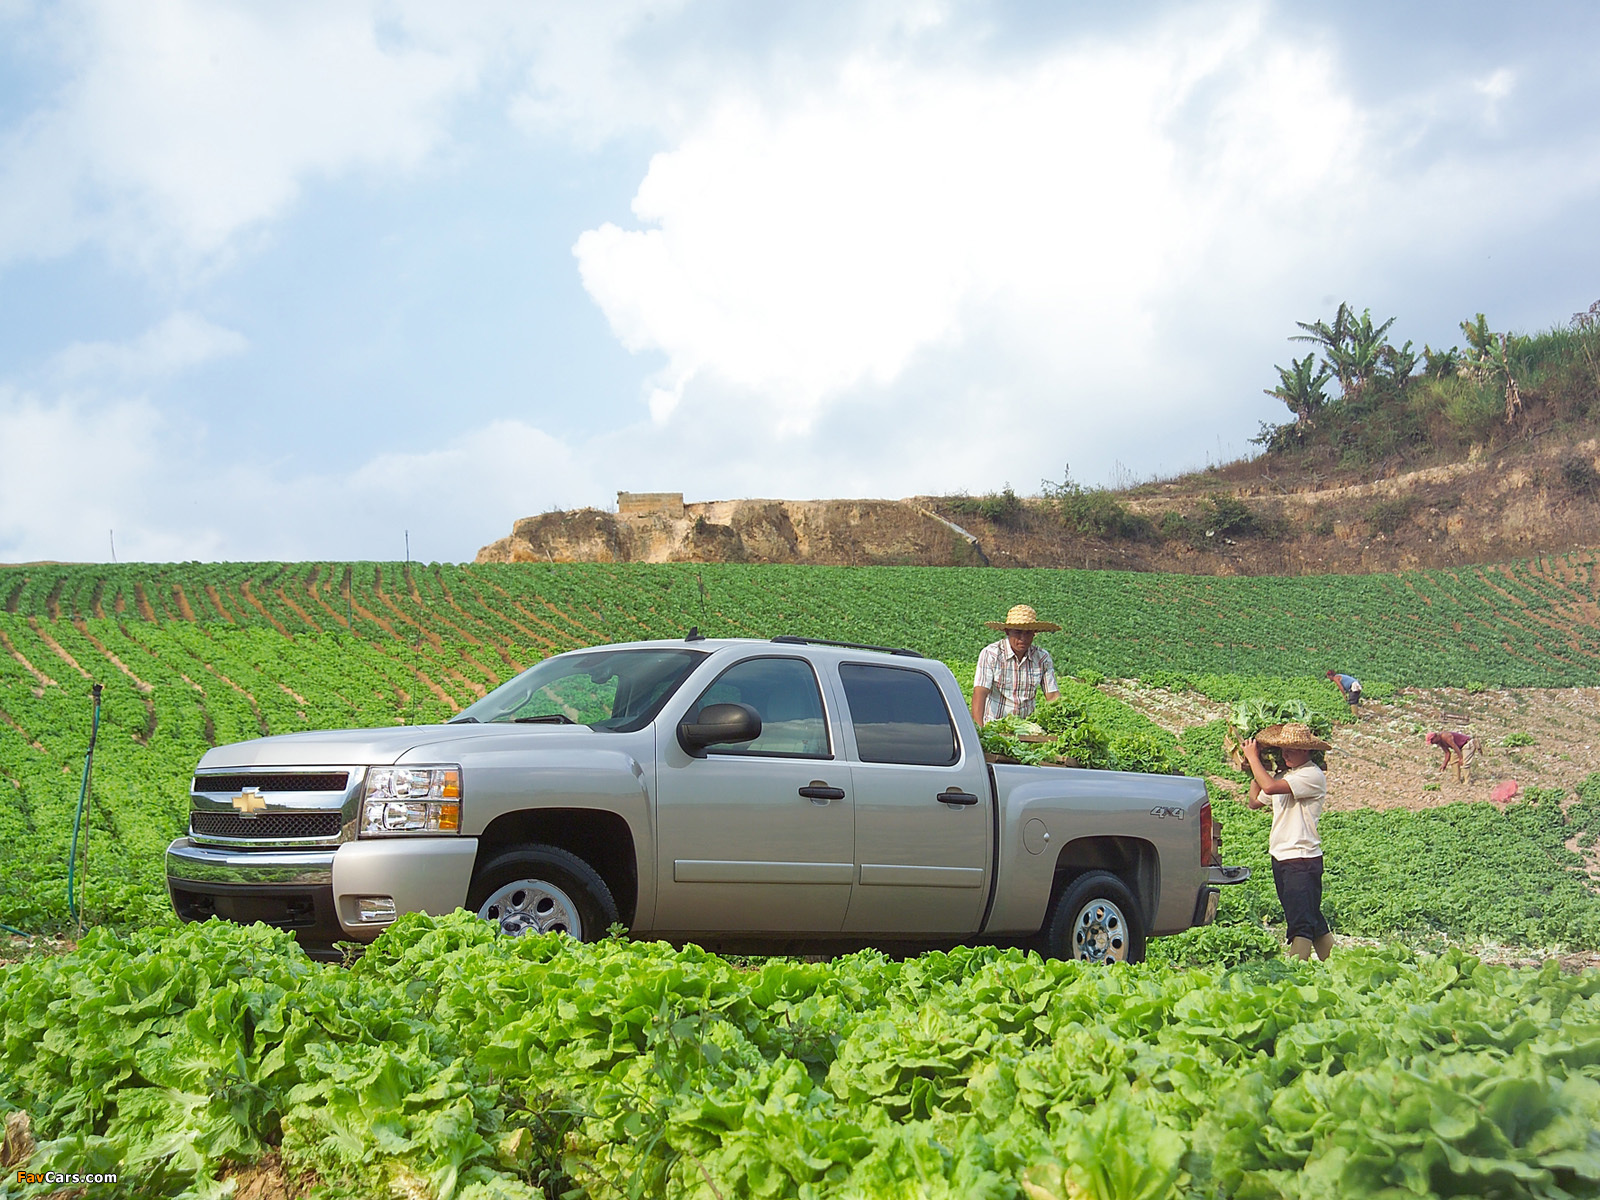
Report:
3,557,1600,1198
5,918,1600,1200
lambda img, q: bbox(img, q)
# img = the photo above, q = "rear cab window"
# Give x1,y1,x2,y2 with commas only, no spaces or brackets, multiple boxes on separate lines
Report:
838,663,960,766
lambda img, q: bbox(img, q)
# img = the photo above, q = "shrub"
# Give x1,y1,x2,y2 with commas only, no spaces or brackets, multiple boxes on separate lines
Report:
1368,496,1418,535
1560,456,1600,497
947,487,1025,528
1041,469,1155,541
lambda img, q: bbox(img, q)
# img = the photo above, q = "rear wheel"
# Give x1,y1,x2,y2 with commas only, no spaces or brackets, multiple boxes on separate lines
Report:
1044,870,1146,963
467,845,619,941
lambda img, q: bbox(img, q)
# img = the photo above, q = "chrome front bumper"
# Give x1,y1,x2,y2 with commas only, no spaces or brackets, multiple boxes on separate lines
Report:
167,840,335,886
165,837,479,950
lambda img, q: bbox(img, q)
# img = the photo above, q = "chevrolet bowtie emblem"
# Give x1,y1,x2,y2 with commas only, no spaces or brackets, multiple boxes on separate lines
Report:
232,788,267,815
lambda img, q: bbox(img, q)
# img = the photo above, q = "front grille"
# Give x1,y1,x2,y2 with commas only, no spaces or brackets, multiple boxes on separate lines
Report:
191,811,344,840
194,772,350,794
172,887,320,929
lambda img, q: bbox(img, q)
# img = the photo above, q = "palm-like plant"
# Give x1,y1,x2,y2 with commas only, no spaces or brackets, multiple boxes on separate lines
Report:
1460,313,1524,424
1293,304,1400,398
1291,303,1356,392
1422,344,1463,378
1380,339,1419,385
1265,353,1334,430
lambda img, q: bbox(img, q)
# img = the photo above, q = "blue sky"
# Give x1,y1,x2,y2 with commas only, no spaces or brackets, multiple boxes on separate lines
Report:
2,0,1599,563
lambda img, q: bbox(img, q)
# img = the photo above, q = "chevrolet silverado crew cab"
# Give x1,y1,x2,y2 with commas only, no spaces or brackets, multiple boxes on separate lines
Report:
167,634,1248,962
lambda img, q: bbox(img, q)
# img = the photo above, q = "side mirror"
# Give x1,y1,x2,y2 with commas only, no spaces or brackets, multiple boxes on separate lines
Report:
677,702,762,757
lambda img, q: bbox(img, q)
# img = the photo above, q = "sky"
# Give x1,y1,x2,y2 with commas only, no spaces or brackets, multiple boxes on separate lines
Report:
2,1,1599,563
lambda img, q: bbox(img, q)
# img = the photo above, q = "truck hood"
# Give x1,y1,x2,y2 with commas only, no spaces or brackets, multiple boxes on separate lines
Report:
196,722,602,769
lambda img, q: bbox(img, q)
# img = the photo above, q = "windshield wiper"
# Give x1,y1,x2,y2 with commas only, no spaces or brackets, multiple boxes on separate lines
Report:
513,714,575,724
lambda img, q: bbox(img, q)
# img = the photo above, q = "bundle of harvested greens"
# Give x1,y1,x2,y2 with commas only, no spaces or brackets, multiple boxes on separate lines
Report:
1222,698,1333,772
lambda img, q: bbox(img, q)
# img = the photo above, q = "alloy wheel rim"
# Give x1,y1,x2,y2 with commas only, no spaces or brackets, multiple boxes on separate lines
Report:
478,879,583,938
1071,898,1128,963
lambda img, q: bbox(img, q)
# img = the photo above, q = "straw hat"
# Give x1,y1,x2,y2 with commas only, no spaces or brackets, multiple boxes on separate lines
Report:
985,603,1061,633
1254,722,1332,751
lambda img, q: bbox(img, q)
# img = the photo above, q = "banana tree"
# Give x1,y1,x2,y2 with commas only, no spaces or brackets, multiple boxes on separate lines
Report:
1293,303,1398,399
1265,353,1334,430
1291,302,1356,392
1460,313,1524,424
1380,339,1419,385
1422,344,1463,378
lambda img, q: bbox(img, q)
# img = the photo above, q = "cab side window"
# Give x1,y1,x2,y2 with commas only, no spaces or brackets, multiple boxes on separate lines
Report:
839,664,959,766
692,657,831,758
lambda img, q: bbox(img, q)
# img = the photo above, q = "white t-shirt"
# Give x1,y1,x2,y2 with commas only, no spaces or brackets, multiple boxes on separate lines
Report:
1268,761,1326,861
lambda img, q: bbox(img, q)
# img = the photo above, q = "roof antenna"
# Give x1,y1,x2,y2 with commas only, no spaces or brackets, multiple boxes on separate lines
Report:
686,626,705,641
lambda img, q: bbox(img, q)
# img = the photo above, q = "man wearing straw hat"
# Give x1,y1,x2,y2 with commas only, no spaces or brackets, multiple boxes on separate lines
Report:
971,604,1062,727
1242,723,1335,962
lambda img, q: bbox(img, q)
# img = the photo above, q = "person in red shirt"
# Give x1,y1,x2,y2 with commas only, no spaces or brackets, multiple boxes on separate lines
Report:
1425,731,1479,782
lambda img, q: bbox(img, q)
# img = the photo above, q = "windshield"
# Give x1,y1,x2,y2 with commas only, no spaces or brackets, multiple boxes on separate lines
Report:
453,648,708,732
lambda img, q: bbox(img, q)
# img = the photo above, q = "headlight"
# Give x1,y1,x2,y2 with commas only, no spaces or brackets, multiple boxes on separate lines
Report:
360,766,462,835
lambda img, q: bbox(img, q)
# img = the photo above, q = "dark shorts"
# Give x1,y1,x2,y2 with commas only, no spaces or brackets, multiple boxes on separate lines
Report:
1349,689,1362,705
1272,856,1330,942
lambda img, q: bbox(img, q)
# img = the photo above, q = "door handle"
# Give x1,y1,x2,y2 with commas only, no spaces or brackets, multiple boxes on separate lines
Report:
799,784,845,803
937,790,980,806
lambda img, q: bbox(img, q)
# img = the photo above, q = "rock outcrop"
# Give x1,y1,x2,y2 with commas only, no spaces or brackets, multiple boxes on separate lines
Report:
475,497,986,567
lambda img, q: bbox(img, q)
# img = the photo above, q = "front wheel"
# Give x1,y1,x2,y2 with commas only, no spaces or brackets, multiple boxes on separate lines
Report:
1043,870,1146,963
466,845,619,941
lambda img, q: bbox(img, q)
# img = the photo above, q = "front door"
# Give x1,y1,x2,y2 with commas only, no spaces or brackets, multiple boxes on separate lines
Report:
654,655,853,934
836,662,991,934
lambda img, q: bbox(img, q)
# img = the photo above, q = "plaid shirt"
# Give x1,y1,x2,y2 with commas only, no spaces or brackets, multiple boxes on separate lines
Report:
974,639,1058,722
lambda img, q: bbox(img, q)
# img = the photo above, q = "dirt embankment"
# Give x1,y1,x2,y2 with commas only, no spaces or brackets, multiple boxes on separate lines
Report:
477,436,1600,574
476,499,986,567
926,435,1600,575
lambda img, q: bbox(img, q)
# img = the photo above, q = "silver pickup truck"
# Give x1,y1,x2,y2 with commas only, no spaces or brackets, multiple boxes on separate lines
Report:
167,634,1248,962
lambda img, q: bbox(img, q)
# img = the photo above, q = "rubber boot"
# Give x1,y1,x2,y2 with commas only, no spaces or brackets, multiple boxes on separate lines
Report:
1313,933,1334,961
1289,936,1314,961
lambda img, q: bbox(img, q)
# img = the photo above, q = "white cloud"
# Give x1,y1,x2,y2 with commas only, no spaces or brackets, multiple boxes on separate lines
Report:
573,16,1364,437
0,0,479,266
0,388,217,562
49,312,248,382
0,392,603,561
1476,67,1515,103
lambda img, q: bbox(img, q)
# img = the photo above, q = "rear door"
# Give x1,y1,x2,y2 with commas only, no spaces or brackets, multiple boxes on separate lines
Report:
836,662,991,934
653,655,854,933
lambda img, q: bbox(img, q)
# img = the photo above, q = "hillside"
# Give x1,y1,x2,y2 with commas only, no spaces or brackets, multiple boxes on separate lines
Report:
480,303,1600,574
476,432,1600,574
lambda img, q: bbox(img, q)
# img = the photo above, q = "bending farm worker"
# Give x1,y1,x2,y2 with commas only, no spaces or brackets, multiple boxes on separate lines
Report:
1242,722,1334,962
1325,670,1362,715
1425,730,1480,783
971,604,1061,728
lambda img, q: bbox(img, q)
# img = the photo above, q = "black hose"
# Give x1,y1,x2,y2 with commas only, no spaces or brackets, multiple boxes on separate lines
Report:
66,683,103,925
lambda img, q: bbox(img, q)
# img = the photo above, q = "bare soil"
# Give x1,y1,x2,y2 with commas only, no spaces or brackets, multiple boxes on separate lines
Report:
475,429,1600,575
1104,679,1600,813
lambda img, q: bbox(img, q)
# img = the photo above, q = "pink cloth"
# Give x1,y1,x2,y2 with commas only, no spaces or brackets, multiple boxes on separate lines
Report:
1490,780,1519,803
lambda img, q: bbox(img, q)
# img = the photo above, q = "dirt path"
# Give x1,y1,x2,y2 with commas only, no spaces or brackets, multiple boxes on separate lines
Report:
1106,680,1600,812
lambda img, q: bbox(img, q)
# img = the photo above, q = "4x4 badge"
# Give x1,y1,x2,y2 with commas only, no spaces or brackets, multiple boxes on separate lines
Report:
1149,806,1185,820
232,788,266,815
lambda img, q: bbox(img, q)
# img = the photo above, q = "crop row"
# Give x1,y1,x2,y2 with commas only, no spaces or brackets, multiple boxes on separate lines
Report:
5,554,1600,686
5,605,1600,947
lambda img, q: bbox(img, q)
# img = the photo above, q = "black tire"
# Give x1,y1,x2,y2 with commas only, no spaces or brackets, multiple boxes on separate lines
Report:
1043,870,1146,964
466,844,619,942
